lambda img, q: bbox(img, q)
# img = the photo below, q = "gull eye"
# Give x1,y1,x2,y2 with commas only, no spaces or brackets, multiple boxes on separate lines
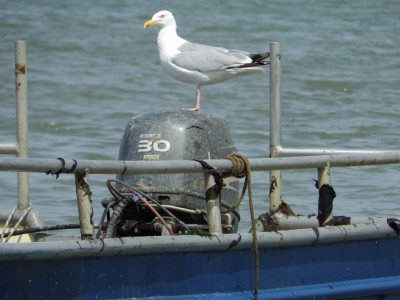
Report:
159,14,165,18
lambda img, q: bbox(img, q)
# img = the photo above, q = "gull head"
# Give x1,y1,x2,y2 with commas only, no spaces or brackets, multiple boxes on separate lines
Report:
144,10,176,29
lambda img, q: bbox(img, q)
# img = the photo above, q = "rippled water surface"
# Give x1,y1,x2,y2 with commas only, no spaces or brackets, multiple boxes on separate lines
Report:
1,0,399,230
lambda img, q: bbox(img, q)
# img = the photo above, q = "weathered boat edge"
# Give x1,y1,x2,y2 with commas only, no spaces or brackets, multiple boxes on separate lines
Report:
0,222,396,260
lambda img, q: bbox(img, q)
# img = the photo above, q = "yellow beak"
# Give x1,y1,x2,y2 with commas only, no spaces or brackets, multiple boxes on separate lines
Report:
144,19,156,29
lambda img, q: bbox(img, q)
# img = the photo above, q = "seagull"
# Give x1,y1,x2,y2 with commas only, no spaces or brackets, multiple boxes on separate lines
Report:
144,10,269,111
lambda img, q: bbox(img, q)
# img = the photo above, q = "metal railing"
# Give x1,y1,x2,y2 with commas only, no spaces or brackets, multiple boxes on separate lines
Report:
1,41,400,239
0,41,46,240
0,41,30,211
267,42,397,215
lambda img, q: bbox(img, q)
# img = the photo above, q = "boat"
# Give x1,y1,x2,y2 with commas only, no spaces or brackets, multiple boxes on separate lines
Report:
1,41,400,300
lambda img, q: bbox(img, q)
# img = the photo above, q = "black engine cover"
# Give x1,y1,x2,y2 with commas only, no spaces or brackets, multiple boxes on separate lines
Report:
117,111,239,212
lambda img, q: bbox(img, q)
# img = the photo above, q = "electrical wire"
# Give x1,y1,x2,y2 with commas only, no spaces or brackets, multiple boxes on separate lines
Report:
136,194,174,235
106,178,189,233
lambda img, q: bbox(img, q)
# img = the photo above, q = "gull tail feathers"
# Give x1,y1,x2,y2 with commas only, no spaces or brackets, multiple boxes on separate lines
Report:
228,52,270,69
249,51,270,65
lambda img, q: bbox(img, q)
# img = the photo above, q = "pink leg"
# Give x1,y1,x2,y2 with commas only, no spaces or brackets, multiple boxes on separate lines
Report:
183,87,201,112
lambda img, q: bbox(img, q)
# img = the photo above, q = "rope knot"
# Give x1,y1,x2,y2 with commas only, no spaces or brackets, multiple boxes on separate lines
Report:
224,153,249,178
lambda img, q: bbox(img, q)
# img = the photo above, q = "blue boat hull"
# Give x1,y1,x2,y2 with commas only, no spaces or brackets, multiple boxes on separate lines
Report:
1,227,400,299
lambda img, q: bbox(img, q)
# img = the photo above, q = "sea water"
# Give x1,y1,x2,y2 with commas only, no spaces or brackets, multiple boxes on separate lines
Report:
0,0,399,231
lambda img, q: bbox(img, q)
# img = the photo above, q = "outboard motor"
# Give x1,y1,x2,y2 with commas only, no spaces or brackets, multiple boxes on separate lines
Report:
104,111,240,236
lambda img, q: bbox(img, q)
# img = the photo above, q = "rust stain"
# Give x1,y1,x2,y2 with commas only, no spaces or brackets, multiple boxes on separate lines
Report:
269,176,278,195
15,63,26,75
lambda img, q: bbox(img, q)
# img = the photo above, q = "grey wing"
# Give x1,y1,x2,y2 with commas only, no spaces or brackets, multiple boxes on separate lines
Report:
173,43,251,72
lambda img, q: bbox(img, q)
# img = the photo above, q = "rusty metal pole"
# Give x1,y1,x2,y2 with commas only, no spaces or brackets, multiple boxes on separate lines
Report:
269,42,283,213
15,40,30,210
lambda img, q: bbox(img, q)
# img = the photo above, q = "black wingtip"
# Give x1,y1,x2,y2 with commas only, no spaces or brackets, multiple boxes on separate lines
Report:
249,52,270,63
225,51,270,70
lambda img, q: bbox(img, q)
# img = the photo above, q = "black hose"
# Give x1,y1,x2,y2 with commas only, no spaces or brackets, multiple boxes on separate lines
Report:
104,197,132,238
96,200,116,238
1,224,81,238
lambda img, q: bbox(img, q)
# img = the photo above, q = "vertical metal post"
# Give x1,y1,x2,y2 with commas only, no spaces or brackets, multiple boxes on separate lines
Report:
204,173,223,235
15,40,30,210
317,163,331,187
269,42,282,213
75,171,94,239
317,163,333,225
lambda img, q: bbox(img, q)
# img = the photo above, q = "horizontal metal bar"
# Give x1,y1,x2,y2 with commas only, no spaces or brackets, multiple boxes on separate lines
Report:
264,214,391,231
0,143,18,155
278,147,395,157
0,151,400,175
0,223,396,261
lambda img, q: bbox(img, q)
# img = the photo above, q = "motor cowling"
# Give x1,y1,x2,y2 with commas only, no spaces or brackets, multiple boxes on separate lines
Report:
114,111,240,234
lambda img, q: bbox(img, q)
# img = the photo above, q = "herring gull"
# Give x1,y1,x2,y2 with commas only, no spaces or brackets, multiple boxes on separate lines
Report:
144,10,269,111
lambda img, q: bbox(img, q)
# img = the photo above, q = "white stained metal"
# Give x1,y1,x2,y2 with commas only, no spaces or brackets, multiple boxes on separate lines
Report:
204,173,223,235
0,144,18,155
74,171,94,239
273,213,320,230
15,41,29,210
269,170,282,213
206,199,223,235
269,42,283,213
318,162,331,187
